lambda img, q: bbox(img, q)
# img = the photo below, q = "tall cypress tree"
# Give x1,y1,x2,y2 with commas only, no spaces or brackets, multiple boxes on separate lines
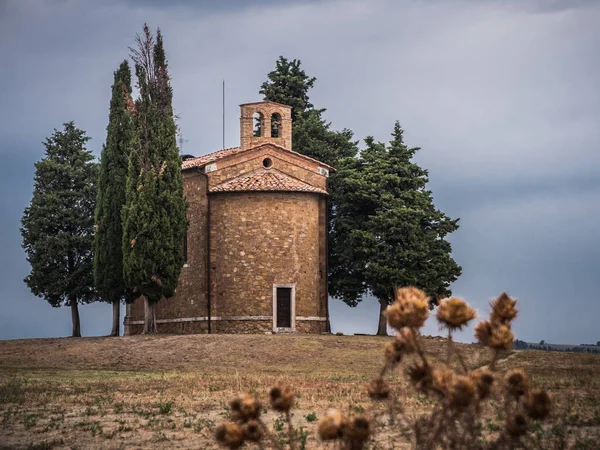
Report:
330,122,462,335
122,25,187,334
21,122,98,337
94,60,135,336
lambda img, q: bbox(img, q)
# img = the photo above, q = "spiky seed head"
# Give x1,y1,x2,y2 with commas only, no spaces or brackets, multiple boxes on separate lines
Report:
470,369,495,400
432,368,455,393
317,409,345,441
386,287,430,330
215,422,244,449
384,341,403,365
436,297,477,330
474,320,493,346
344,416,370,443
242,420,264,442
408,362,433,393
230,393,261,422
449,376,476,410
367,379,390,400
269,386,295,412
506,413,528,437
490,323,515,350
490,292,518,325
505,369,529,399
524,389,551,420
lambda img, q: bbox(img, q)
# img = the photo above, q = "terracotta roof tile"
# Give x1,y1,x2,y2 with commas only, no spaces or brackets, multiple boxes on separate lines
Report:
210,170,327,195
181,147,242,169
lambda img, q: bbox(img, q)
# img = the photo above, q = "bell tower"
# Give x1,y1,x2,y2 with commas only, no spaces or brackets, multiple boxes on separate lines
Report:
239,101,293,151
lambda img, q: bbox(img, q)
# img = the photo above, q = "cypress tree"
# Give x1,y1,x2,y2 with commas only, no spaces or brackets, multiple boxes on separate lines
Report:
21,122,98,337
331,122,462,335
93,60,135,336
122,25,187,334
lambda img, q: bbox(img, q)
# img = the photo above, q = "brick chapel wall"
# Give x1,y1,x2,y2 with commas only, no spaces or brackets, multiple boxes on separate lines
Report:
209,191,327,333
124,170,209,335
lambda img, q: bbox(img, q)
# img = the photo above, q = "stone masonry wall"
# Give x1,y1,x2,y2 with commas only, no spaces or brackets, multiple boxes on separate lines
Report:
209,191,326,331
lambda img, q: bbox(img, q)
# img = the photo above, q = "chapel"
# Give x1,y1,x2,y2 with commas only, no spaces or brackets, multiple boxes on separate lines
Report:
124,101,333,334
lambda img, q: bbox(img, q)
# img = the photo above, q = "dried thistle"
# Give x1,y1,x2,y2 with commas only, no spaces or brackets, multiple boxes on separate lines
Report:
490,292,518,324
269,386,295,412
386,287,430,329
523,389,551,420
230,392,262,422
242,420,264,442
396,327,417,352
344,415,371,444
436,297,477,330
506,413,528,437
470,369,495,400
432,367,455,393
505,369,529,399
408,362,433,393
474,320,493,346
449,375,476,410
489,324,515,350
367,379,390,400
215,422,244,449
317,409,345,441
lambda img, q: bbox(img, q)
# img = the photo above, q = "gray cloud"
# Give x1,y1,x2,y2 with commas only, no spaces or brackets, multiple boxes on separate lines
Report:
1,0,599,344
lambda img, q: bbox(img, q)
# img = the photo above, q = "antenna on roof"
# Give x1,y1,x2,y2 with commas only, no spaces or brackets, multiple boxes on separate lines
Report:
178,129,188,154
222,79,225,149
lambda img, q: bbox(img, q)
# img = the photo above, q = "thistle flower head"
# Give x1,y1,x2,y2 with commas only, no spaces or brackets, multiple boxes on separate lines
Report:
242,420,264,442
505,369,529,399
469,369,495,400
432,367,455,393
490,292,518,325
229,393,261,422
524,389,551,420
386,287,430,330
506,413,528,437
449,376,476,410
344,416,371,444
215,422,244,449
317,409,345,441
368,379,390,400
475,320,514,350
408,362,433,393
436,297,477,330
269,386,295,412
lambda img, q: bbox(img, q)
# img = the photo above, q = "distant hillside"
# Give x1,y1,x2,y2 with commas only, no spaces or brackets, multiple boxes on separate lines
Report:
514,339,600,354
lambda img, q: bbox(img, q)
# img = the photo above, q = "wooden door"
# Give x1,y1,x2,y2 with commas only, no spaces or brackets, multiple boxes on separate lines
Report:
276,287,292,328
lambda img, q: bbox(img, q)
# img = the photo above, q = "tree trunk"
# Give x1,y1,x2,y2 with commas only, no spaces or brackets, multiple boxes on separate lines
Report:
110,296,120,337
376,298,388,336
142,296,157,334
70,297,81,337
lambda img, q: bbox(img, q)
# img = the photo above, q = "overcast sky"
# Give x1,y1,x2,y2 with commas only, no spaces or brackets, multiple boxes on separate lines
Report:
1,0,599,344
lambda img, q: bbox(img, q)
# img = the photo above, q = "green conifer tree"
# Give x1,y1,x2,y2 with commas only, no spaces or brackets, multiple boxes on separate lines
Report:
331,122,462,335
21,122,98,337
94,60,135,336
122,25,187,334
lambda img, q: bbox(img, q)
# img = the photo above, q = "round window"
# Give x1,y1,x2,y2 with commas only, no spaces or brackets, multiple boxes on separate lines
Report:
263,157,273,168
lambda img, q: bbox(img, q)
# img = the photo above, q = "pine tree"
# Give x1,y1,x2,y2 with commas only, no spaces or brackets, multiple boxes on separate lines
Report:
122,25,187,334
94,60,135,336
330,122,462,335
21,122,98,337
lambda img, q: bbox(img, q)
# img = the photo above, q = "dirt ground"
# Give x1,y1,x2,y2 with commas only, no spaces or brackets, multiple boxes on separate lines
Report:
0,334,599,449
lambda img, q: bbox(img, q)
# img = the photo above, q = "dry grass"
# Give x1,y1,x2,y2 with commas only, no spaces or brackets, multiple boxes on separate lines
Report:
0,334,599,449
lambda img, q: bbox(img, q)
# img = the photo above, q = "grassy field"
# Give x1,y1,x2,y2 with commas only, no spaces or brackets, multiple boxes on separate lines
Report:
0,334,599,449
